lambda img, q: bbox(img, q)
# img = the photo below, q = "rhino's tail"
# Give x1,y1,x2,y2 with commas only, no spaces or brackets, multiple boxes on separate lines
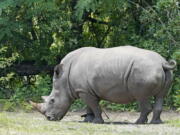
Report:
162,59,176,70
159,60,175,97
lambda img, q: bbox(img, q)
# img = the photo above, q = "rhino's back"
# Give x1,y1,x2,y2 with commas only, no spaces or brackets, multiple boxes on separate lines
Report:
70,46,165,103
61,47,96,65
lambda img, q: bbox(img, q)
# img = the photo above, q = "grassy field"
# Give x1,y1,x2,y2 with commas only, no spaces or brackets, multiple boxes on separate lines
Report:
0,111,180,135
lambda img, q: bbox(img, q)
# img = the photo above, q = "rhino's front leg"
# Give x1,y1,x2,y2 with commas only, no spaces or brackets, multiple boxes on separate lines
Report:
79,92,104,124
81,107,95,122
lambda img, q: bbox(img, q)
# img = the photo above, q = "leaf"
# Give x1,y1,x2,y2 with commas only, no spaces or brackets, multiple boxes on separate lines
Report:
0,32,5,41
0,0,14,9
75,0,97,20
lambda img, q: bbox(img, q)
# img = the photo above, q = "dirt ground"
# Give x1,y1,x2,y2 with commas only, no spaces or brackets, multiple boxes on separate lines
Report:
0,110,180,135
65,110,180,123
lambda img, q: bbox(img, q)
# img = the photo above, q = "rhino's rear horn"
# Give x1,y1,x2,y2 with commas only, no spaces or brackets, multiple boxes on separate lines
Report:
41,96,48,102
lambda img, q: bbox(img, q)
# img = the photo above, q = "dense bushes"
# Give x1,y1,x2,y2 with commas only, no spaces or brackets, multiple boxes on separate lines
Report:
0,75,51,111
0,0,179,111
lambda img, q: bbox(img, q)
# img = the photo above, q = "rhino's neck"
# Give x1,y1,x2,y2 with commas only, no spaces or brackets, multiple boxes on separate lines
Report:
66,62,79,101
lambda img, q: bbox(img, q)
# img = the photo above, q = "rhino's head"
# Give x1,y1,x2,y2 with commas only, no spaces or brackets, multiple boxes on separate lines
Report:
30,64,72,121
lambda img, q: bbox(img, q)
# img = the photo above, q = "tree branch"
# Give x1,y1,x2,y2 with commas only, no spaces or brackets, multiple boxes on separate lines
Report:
86,16,109,25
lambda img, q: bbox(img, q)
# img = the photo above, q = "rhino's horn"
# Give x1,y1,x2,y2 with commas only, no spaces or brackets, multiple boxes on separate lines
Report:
41,96,48,102
29,101,43,113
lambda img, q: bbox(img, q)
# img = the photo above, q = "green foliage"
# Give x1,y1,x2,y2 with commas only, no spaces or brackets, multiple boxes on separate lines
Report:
0,47,18,68
70,99,86,111
173,78,180,110
2,100,16,112
70,100,138,112
10,75,51,102
139,0,179,57
100,101,138,111
0,46,18,100
171,50,180,109
75,0,97,20
0,0,63,65
0,75,51,111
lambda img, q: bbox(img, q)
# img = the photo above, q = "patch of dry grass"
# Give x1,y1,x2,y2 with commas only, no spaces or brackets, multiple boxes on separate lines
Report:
0,111,180,135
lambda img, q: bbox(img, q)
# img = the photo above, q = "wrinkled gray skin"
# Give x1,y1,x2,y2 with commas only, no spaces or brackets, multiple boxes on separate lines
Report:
32,46,176,124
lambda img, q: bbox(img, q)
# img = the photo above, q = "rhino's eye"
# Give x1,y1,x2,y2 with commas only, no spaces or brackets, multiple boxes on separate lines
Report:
49,98,55,104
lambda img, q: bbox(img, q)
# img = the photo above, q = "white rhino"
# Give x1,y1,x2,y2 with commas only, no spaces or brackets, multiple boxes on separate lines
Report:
30,46,176,124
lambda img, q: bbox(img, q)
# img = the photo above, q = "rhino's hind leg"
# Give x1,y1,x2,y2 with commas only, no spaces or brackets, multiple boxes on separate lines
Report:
79,92,104,124
135,99,152,124
150,70,173,124
150,97,163,124
82,107,95,122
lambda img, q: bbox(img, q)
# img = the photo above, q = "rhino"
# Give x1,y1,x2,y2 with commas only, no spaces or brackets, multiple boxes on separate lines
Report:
30,46,176,124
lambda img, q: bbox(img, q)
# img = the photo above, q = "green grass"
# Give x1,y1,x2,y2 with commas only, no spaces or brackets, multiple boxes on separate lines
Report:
0,112,180,135
167,119,180,127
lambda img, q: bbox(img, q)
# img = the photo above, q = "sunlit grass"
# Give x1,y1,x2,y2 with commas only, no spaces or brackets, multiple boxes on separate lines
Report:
167,119,180,127
0,112,180,135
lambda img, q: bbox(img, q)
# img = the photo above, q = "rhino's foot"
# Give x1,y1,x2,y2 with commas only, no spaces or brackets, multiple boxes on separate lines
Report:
81,113,94,123
135,118,148,124
92,118,104,124
150,119,163,124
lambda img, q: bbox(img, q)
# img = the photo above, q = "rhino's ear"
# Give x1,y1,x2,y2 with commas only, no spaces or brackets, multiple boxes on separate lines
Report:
54,63,63,77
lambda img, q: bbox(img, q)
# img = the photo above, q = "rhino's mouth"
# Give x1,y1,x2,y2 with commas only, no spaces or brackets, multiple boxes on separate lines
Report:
46,115,55,121
46,113,64,121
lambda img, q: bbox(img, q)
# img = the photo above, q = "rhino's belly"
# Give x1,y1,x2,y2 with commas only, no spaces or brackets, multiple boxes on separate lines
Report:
89,74,135,104
97,87,135,104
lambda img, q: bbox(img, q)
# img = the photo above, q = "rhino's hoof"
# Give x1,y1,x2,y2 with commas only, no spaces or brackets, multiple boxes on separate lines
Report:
135,118,148,124
82,113,94,123
92,118,104,124
150,119,163,124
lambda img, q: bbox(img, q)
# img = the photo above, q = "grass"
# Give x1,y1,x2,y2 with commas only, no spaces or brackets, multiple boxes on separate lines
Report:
167,119,180,127
0,111,180,135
